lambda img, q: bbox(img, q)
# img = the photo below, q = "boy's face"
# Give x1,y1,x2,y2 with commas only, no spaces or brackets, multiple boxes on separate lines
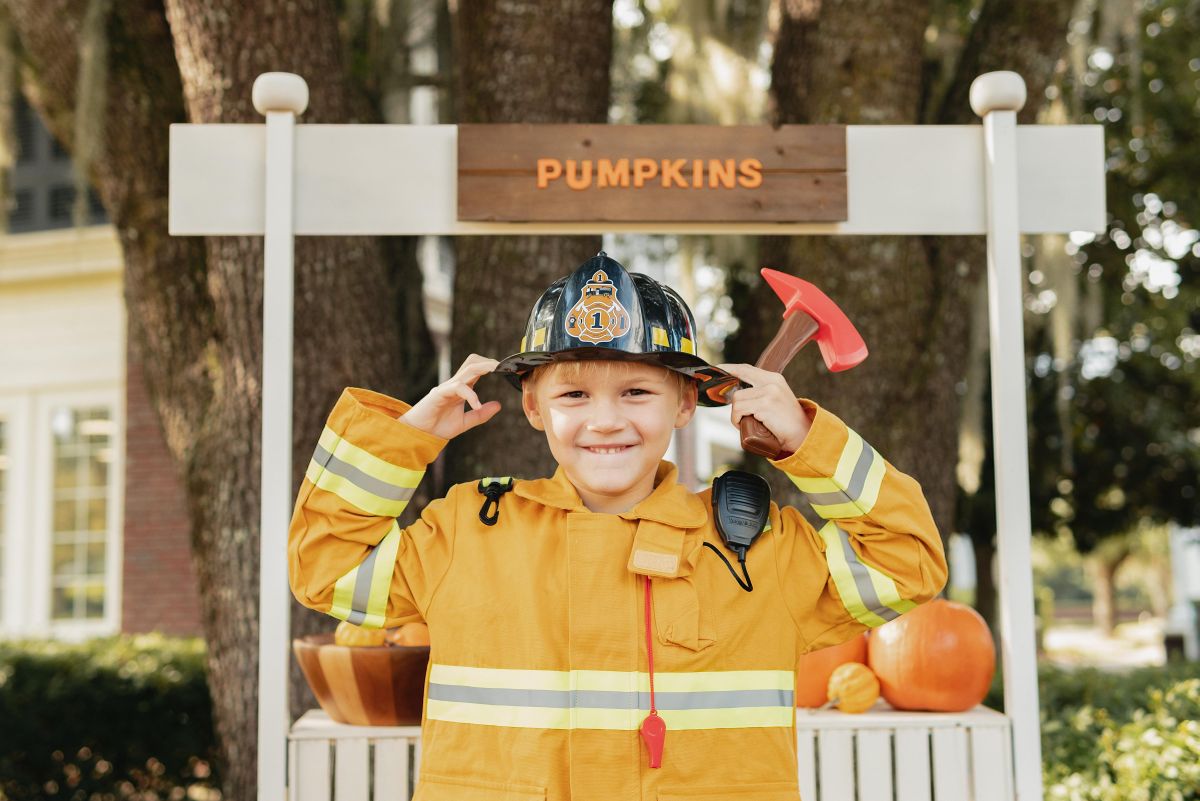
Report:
521,361,697,514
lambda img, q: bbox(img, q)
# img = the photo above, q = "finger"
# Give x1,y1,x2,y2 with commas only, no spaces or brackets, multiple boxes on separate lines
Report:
462,400,502,431
455,354,499,376
454,382,483,410
729,385,769,403
716,363,757,386
731,407,761,427
731,404,754,427
727,387,767,422
461,358,501,385
717,363,787,387
730,395,770,427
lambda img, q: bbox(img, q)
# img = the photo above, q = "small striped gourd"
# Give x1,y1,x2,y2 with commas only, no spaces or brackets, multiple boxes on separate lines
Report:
795,633,868,707
826,662,880,714
334,620,387,647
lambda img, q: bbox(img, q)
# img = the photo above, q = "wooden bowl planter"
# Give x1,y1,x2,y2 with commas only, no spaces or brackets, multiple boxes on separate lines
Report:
293,633,430,726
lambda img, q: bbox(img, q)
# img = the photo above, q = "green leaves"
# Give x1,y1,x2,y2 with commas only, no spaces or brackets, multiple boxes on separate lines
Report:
0,635,218,801
988,663,1200,800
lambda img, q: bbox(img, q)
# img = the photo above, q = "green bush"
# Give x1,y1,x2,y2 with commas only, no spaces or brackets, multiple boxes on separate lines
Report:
987,662,1200,799
0,634,220,801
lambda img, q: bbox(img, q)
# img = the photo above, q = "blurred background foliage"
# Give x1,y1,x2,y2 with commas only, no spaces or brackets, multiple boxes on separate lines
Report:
0,0,1197,798
0,635,218,801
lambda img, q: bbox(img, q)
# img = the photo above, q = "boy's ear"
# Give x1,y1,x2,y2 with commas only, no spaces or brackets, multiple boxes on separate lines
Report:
674,382,698,429
522,384,546,431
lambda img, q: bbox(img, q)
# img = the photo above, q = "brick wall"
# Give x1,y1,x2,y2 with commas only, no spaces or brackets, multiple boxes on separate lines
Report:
122,345,203,636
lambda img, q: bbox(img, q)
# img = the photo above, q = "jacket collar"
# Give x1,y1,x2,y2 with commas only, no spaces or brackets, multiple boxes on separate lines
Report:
513,460,709,529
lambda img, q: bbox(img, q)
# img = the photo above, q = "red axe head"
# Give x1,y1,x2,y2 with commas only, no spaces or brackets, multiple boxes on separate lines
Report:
761,268,868,372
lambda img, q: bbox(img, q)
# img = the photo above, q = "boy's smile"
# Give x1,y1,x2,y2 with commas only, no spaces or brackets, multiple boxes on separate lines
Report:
522,361,697,514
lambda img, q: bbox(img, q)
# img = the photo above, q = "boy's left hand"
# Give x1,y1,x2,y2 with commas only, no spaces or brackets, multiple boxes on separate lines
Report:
716,364,812,454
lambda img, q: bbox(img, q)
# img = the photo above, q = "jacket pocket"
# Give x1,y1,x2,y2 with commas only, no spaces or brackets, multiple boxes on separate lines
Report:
652,574,717,652
413,773,546,801
658,781,800,800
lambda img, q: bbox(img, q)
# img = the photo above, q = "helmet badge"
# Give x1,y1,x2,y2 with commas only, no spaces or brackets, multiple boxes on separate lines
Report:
565,269,631,344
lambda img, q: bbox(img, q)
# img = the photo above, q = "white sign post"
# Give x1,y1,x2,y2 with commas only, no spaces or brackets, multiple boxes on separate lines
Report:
971,72,1045,801
169,70,1106,801
251,73,308,801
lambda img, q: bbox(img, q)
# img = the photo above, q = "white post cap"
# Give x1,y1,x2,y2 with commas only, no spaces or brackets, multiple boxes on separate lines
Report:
969,71,1027,117
252,72,309,116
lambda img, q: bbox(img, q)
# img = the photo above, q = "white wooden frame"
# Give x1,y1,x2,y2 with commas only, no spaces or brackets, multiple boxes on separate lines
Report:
287,706,1012,801
27,385,125,640
0,393,33,635
168,71,1107,801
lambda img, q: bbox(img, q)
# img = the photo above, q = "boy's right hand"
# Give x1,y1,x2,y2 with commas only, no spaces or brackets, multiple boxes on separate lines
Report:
398,354,503,440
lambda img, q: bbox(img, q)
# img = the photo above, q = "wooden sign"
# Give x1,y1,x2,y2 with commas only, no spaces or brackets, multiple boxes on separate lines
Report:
457,124,847,223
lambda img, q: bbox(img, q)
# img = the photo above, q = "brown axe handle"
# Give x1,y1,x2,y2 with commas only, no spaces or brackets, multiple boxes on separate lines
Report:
738,311,820,459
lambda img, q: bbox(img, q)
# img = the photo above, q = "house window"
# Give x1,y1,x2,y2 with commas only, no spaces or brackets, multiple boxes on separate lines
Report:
49,407,113,622
8,93,108,233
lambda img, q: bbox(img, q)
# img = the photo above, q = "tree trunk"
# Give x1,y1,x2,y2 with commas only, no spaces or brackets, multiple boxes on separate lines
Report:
747,0,1073,550
741,0,941,521
164,3,434,797
446,0,614,484
973,535,997,634
1089,547,1130,636
4,2,433,798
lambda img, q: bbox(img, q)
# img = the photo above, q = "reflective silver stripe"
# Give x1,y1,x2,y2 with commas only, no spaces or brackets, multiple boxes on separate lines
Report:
831,523,902,624
343,543,383,626
796,502,825,532
427,683,794,710
803,443,875,507
312,443,420,503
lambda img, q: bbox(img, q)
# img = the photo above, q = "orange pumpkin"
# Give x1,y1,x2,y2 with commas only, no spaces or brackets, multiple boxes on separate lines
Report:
795,633,868,707
386,622,431,647
867,599,995,712
826,663,880,714
334,620,387,647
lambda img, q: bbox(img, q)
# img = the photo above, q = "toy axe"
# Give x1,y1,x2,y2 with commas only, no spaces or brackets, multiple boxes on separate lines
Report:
736,268,868,459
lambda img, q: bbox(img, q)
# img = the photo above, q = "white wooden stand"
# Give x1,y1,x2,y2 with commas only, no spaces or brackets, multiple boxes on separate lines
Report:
795,704,1013,801
168,70,1105,801
289,711,422,801
288,705,1012,801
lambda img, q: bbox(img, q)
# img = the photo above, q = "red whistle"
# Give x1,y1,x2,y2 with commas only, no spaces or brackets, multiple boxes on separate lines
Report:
640,712,666,768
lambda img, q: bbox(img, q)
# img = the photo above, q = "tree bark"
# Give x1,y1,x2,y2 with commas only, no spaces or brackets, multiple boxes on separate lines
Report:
1088,545,1130,636
4,2,433,798
924,0,1074,622
446,0,614,484
1089,557,1117,635
164,3,434,798
973,536,997,633
746,0,1074,558
743,0,942,523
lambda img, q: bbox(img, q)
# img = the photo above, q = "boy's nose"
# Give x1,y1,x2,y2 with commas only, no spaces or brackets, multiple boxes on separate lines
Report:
586,400,625,432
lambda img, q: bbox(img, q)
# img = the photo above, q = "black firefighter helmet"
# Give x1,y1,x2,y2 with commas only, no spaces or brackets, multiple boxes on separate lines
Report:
494,252,740,407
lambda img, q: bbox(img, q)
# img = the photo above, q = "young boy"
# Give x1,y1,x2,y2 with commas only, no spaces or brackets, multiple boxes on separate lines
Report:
288,252,947,801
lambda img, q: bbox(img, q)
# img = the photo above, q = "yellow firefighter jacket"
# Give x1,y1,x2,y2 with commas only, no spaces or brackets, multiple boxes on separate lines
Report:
288,387,947,801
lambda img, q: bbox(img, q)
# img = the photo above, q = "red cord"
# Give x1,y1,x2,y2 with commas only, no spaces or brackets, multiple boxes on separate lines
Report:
645,576,656,714
640,576,665,768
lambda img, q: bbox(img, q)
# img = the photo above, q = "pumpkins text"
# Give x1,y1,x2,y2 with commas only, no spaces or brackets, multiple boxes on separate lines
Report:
535,157,764,191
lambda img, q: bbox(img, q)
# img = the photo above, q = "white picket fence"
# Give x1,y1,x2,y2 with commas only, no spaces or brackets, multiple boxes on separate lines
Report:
287,704,1013,801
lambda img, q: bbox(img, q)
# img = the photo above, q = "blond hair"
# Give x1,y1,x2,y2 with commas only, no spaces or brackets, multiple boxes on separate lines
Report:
522,360,694,403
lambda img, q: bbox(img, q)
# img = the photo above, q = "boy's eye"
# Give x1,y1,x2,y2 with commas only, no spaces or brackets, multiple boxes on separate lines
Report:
625,388,651,396
561,390,587,399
